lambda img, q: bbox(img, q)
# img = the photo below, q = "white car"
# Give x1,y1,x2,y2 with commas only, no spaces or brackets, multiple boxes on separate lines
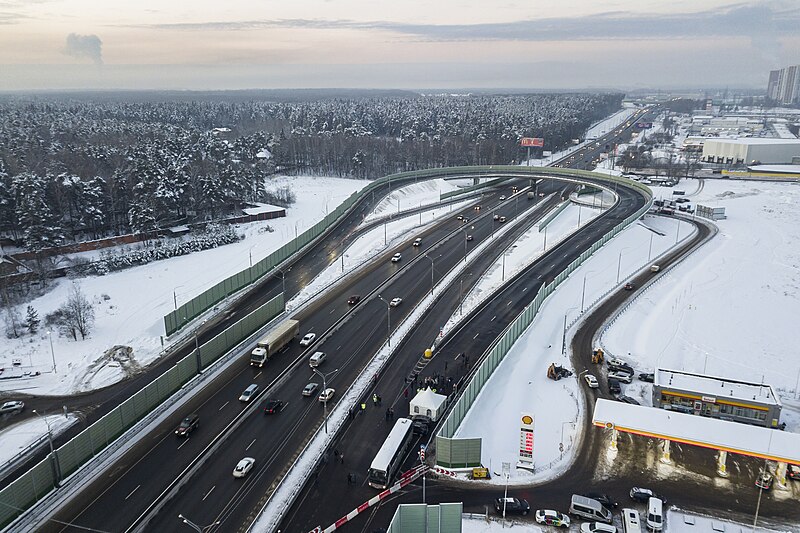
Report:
0,400,24,415
233,457,255,478
239,384,259,402
390,297,402,307
535,509,570,528
581,523,617,533
318,388,335,403
584,374,599,389
413,238,422,246
391,253,402,263
299,333,316,346
608,371,633,384
499,195,506,201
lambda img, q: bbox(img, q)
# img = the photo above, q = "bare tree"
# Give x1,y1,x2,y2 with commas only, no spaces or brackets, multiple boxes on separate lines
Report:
61,283,95,340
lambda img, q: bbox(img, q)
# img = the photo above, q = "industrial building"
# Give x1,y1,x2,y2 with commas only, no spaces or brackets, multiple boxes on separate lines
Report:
702,138,800,165
653,369,782,428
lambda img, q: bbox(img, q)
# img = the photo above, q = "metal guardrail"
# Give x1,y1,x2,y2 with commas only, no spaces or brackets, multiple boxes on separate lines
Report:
435,174,652,467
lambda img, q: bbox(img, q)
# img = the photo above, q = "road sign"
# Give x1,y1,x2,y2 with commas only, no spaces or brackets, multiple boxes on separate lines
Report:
519,413,534,464
520,137,544,147
419,444,426,462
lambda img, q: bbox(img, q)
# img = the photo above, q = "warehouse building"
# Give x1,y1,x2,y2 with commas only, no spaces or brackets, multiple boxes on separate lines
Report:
653,369,782,428
702,138,800,165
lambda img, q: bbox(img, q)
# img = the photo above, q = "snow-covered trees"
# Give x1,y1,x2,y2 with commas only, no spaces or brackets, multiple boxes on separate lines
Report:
0,92,622,248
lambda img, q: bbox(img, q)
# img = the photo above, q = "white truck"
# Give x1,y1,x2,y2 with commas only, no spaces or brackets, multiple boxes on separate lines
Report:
250,319,300,367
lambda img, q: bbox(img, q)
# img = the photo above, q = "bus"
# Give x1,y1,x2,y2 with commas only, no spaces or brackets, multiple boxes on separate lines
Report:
367,418,415,489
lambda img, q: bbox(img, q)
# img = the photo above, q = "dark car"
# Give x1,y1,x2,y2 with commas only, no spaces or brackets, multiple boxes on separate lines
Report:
638,372,655,383
582,493,618,510
175,414,199,437
617,395,640,405
263,398,284,415
608,378,621,395
608,361,635,375
466,235,473,241
347,295,361,305
788,465,800,481
755,472,773,490
494,497,530,515
623,283,635,291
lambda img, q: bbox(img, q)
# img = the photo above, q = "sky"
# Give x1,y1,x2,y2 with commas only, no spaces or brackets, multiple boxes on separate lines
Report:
1,0,800,91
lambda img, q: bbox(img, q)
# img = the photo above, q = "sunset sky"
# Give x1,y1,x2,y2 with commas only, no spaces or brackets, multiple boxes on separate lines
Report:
2,0,799,90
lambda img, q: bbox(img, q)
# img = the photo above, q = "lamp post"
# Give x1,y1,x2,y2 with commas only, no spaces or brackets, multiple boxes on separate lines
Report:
648,232,654,261
581,271,596,313
616,247,630,285
178,514,220,533
33,409,61,486
47,330,57,374
275,267,291,296
377,295,392,347
173,285,184,310
312,367,339,434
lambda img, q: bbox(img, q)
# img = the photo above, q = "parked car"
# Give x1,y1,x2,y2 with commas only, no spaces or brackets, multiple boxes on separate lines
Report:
756,472,773,490
584,374,599,389
630,487,665,504
581,493,618,510
263,398,284,414
347,295,361,305
239,384,259,402
413,237,422,246
0,400,25,415
608,378,621,395
318,388,335,403
623,283,635,291
534,509,569,527
299,332,316,346
580,523,617,533
617,395,640,405
608,359,634,374
494,497,530,515
233,457,255,478
174,414,199,437
391,253,402,263
390,297,403,307
788,465,800,481
638,372,655,383
608,371,633,384
302,382,319,397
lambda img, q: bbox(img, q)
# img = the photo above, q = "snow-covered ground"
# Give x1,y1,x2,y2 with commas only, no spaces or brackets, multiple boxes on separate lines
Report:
0,413,77,470
0,176,370,397
363,178,463,222
454,204,689,483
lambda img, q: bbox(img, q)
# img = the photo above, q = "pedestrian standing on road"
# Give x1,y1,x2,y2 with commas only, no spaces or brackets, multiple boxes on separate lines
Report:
377,395,382,406
444,361,448,371
389,407,394,420
372,393,379,405
404,388,408,398
361,402,367,412
333,449,340,461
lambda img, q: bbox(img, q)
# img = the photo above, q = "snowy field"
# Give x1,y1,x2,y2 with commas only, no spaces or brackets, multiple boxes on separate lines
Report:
0,176,369,396
602,179,800,404
0,413,77,469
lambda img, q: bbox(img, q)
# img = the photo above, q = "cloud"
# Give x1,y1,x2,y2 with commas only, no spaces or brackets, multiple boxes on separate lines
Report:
122,3,800,44
63,33,103,65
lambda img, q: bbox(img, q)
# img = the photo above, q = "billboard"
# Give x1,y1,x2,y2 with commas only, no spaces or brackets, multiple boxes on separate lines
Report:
520,137,544,147
635,122,653,129
518,413,534,465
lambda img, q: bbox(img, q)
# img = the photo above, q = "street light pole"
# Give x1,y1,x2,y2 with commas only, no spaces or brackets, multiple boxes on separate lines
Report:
616,248,630,284
313,368,339,434
377,295,391,347
424,254,434,295
47,330,56,373
178,514,220,533
33,410,61,486
562,306,578,355
648,232,654,261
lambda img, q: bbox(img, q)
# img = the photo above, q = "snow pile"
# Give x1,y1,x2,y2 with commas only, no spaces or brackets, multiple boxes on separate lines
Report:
363,178,463,222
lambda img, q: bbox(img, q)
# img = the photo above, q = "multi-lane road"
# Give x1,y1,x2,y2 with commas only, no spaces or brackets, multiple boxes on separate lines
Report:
23,106,668,532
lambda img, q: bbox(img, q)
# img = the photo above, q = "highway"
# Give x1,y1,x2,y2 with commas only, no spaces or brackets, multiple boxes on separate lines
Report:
27,106,659,532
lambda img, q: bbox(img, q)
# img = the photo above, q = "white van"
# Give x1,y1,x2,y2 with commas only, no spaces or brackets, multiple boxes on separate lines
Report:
646,498,663,531
569,495,612,524
621,508,642,533
309,351,327,368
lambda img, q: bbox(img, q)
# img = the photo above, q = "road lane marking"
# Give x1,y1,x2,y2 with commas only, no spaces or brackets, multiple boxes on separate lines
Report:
219,401,229,411
473,333,480,339
203,486,215,501
507,301,513,306
490,315,496,322
125,485,140,500
177,438,190,450
246,438,257,451
254,371,262,379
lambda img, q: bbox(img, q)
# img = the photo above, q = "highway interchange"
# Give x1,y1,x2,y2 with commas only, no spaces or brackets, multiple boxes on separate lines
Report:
17,106,797,533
